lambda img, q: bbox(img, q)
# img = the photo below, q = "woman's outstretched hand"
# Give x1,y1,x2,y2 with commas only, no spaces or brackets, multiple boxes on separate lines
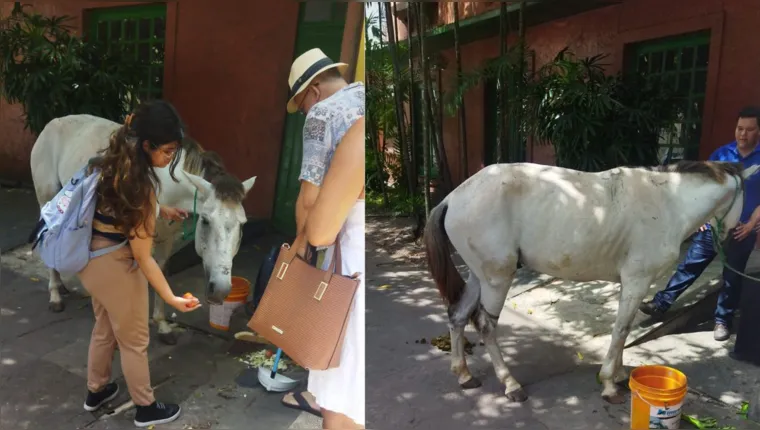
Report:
168,293,201,312
160,206,189,222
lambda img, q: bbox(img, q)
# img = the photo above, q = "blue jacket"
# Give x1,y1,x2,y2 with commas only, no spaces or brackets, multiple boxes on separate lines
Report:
708,141,760,223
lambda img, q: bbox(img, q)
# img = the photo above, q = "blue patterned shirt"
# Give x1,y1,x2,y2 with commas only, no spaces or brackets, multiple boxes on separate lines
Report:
299,82,365,186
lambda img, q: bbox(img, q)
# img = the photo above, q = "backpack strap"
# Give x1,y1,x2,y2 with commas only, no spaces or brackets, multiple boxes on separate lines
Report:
89,239,129,259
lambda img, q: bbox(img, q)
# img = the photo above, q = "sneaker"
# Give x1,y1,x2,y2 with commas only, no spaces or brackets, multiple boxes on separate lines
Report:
639,300,667,318
83,382,119,412
134,401,181,428
714,323,730,342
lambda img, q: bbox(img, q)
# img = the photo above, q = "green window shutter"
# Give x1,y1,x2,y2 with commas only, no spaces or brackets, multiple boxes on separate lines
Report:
628,31,710,163
87,3,167,103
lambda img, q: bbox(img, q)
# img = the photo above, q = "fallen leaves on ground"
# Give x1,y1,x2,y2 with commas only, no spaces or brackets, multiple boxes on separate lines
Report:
738,401,749,419
682,414,736,429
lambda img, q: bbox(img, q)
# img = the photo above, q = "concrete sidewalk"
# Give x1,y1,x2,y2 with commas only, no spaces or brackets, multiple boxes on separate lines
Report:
365,238,760,429
0,237,322,429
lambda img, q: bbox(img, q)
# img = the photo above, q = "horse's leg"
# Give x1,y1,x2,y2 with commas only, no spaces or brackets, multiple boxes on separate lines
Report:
473,257,525,402
448,271,482,389
48,269,66,312
599,273,652,404
152,227,178,345
614,352,629,385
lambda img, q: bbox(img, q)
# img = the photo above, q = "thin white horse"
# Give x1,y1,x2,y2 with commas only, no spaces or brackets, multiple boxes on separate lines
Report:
424,161,759,403
30,114,256,344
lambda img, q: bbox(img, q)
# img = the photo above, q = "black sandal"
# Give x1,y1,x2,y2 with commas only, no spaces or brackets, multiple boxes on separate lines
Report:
280,390,322,418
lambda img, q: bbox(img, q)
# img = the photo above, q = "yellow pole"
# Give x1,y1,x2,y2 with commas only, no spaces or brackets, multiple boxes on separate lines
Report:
355,18,365,83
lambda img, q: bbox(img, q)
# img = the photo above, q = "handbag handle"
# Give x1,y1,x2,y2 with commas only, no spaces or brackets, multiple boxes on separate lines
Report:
286,233,343,276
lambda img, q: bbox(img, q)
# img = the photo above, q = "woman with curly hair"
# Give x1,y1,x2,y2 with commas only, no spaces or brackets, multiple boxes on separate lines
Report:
78,100,201,428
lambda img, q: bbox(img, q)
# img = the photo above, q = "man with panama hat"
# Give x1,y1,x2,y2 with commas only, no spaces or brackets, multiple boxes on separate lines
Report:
280,47,366,429
286,47,350,114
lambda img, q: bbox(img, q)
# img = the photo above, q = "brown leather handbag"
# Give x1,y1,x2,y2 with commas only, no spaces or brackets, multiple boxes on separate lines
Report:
247,236,359,370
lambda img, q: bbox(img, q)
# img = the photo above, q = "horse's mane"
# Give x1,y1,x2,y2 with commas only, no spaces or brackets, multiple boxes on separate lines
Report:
645,160,744,185
182,136,245,203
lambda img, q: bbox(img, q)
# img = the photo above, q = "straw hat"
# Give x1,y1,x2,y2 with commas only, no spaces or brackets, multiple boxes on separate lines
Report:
286,48,348,113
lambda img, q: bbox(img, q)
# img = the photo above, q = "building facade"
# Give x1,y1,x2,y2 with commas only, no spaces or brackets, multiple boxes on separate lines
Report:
0,1,363,233
391,0,760,185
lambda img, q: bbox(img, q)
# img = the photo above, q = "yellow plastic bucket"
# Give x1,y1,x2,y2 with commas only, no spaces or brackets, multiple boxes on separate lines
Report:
209,276,250,331
629,365,688,429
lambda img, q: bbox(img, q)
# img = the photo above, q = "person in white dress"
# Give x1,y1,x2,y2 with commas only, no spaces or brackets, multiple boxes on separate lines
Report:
283,48,365,429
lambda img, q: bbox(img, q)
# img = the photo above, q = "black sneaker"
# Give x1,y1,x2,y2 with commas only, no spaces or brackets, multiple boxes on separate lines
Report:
639,300,667,318
134,401,181,428
84,382,119,412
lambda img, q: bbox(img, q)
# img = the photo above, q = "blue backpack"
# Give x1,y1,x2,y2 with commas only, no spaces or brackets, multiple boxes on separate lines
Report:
30,164,128,275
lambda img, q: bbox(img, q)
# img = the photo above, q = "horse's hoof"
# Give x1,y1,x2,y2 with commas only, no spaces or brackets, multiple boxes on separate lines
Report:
460,377,482,390
158,332,178,345
602,392,627,404
49,301,64,312
506,387,528,403
58,284,71,295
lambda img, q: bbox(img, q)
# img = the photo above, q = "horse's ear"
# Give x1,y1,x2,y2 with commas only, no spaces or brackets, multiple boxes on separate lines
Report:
182,170,213,198
741,164,760,180
242,176,257,195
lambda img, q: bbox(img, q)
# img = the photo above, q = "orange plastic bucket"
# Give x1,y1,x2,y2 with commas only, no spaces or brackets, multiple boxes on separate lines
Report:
227,276,251,303
209,276,250,331
629,365,688,429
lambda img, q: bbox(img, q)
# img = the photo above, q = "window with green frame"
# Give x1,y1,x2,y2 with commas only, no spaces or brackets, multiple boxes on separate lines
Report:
482,53,531,166
87,3,167,103
628,31,710,163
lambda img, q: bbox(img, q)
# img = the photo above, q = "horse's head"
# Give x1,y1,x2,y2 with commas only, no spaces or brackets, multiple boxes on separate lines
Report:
181,170,256,305
708,164,760,241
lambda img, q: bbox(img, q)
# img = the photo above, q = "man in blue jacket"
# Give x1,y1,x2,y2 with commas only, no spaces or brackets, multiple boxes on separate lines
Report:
640,106,760,341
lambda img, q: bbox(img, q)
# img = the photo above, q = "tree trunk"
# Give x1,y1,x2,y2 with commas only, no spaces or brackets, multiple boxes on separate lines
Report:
365,6,389,209
515,0,526,162
383,2,415,200
453,1,469,180
396,2,417,185
367,112,389,208
498,2,508,163
419,3,453,195
395,3,424,238
414,3,431,218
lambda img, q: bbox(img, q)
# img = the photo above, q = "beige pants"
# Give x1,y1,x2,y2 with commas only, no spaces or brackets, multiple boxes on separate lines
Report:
78,236,155,406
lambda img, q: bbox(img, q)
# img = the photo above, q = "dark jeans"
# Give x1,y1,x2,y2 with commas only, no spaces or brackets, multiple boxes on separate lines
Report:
653,228,757,326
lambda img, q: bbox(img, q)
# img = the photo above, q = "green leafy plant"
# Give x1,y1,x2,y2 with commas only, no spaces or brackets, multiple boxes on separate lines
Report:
0,4,143,135
521,48,683,171
448,47,684,171
365,3,420,214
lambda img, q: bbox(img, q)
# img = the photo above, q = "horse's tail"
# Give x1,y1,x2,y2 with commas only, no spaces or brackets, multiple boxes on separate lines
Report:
424,198,466,305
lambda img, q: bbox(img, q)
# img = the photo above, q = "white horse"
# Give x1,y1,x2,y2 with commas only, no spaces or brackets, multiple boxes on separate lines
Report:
30,114,257,344
424,161,759,404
